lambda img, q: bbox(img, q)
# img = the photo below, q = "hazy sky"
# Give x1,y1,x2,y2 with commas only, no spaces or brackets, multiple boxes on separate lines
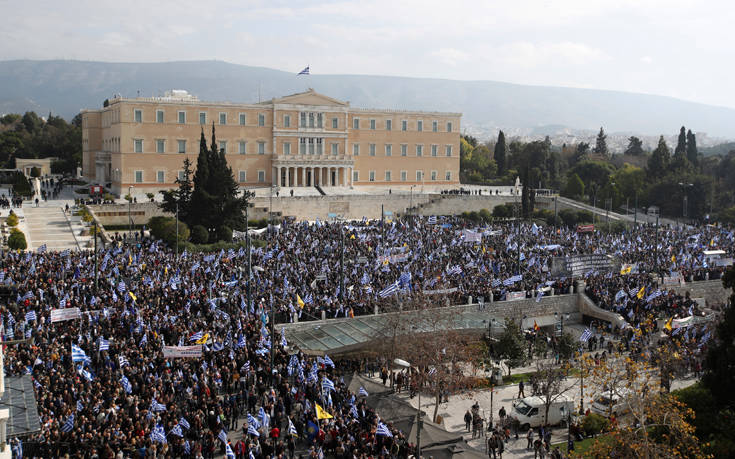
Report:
3,0,733,108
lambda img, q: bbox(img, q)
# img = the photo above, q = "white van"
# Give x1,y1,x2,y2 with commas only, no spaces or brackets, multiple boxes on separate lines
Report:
591,389,631,417
510,395,575,430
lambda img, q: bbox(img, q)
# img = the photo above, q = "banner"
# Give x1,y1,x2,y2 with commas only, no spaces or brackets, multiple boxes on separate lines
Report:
462,230,482,243
715,257,734,267
50,307,81,323
577,224,594,233
663,272,682,285
162,345,203,358
422,287,458,295
378,253,410,264
551,254,612,277
506,291,526,301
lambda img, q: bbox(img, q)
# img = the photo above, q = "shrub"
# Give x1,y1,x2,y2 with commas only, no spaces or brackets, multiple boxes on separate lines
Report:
191,225,209,244
558,209,578,227
581,413,609,437
216,225,233,242
12,172,31,197
5,213,19,227
30,167,41,178
478,208,492,222
8,228,27,250
103,193,115,202
149,216,189,246
492,204,513,218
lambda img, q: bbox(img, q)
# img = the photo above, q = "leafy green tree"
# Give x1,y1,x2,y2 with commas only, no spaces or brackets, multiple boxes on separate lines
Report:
686,129,698,166
8,229,27,250
594,127,608,157
613,163,645,200
160,158,194,223
493,130,507,176
494,319,527,376
647,136,670,178
563,172,585,199
624,136,644,156
569,160,614,192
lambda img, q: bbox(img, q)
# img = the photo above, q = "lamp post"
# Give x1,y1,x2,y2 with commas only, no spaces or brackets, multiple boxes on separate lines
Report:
175,200,179,258
678,182,694,225
128,185,133,240
394,358,421,457
554,312,570,337
410,185,416,217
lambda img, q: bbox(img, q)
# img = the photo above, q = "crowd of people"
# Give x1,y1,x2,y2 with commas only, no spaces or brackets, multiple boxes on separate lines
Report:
0,211,732,457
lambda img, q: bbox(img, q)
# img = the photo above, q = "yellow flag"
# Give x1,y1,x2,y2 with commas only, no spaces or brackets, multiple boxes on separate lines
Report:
663,317,673,331
196,333,209,345
482,246,486,254
296,294,305,309
620,265,632,275
128,254,133,265
636,286,645,299
671,255,676,263
710,239,715,246
165,266,168,275
128,291,137,302
315,403,333,420
350,234,355,240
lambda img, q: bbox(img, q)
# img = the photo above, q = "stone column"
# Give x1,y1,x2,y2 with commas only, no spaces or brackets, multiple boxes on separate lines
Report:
343,167,347,186
301,167,306,187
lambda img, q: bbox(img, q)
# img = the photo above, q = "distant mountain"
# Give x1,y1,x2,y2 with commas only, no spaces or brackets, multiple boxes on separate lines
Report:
700,142,735,157
1,59,735,139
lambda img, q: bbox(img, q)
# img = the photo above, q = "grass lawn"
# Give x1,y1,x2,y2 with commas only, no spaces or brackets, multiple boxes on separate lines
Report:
552,434,610,456
503,367,581,386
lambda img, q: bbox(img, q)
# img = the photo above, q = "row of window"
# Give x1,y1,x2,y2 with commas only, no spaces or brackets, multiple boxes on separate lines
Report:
354,170,452,182
134,169,267,184
132,169,452,184
133,108,453,133
134,109,267,127
351,143,452,157
129,138,453,157
133,139,266,155
352,118,452,133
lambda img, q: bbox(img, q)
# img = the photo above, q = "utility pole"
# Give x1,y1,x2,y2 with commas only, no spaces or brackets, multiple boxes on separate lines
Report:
554,196,558,230
340,220,345,302
246,205,252,313
175,200,179,258
94,221,98,294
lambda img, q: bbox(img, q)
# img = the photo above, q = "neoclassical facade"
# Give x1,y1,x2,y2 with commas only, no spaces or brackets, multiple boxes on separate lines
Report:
81,89,461,196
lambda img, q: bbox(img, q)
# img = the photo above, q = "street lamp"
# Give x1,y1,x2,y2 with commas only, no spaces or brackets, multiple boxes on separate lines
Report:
678,182,694,224
554,312,570,336
410,185,417,217
128,185,134,240
394,358,422,457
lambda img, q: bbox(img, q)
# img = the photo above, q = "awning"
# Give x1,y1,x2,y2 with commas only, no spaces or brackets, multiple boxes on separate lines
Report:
0,375,41,438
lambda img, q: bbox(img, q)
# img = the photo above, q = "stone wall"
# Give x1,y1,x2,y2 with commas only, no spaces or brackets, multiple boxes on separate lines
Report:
88,203,168,226
668,279,730,308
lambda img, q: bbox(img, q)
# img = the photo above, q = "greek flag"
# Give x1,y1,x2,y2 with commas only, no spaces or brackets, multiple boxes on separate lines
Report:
184,441,191,455
361,272,370,285
446,265,462,276
179,417,190,430
281,329,288,348
170,424,183,437
321,377,335,393
76,400,84,412
151,399,167,412
241,361,250,373
427,215,437,225
350,404,359,418
535,290,544,303
121,375,132,394
248,424,260,436
189,331,203,342
359,387,369,397
225,443,236,458
61,414,74,433
288,418,298,436
247,413,261,429
22,291,34,301
304,293,313,304
61,249,70,257
98,338,110,351
25,310,37,322
323,354,334,368
71,344,88,363
117,280,126,293
37,244,47,253
615,289,627,302
376,422,393,437
579,328,593,343
428,367,437,376
298,66,310,75
119,355,129,367
218,429,228,443
378,281,400,298
151,424,167,443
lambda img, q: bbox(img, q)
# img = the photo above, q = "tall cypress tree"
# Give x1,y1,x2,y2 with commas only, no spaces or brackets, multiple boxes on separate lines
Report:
494,130,507,176
189,129,213,231
675,126,687,157
647,135,670,178
686,129,698,166
593,127,608,157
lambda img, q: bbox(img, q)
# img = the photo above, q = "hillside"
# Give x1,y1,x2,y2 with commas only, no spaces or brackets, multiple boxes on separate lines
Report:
1,59,735,139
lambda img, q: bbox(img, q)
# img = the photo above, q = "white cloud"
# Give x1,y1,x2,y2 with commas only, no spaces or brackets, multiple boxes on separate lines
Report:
640,56,653,64
431,48,470,67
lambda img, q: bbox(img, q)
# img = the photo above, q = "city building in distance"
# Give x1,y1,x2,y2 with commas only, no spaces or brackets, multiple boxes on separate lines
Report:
81,89,461,196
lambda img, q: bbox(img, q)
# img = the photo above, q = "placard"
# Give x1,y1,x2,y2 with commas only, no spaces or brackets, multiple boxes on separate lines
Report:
50,307,81,323
162,345,203,358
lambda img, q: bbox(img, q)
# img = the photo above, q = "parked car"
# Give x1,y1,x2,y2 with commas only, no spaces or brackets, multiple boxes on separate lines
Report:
510,395,575,430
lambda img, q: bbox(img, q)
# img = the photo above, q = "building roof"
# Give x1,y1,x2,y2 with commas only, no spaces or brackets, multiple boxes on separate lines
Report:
283,305,497,356
0,375,42,438
269,89,349,107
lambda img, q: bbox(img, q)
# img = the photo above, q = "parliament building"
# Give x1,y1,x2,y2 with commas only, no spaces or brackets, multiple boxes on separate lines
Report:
81,89,461,196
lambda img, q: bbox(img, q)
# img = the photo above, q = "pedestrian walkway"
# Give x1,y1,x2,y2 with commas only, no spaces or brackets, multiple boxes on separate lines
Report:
23,205,80,251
